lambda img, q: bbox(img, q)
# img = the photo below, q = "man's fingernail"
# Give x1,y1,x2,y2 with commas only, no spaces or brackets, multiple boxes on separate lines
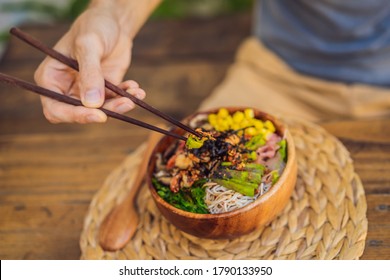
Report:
86,114,104,123
85,89,101,106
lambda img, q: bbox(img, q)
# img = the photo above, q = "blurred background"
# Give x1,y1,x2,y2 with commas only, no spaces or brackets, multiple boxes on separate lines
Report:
0,0,253,57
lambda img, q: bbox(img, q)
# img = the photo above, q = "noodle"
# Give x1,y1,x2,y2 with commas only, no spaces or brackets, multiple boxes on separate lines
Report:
204,182,256,214
203,179,275,213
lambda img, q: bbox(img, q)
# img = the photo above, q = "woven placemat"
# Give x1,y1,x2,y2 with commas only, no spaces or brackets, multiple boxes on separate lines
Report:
80,118,368,260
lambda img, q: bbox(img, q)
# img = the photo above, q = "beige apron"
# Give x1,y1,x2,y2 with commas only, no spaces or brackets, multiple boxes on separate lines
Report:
199,37,390,122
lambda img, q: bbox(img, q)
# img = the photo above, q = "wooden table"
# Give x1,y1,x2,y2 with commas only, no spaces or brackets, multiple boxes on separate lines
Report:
0,14,389,260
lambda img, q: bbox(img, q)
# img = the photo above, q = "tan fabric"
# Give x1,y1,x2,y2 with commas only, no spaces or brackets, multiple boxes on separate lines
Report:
199,37,390,122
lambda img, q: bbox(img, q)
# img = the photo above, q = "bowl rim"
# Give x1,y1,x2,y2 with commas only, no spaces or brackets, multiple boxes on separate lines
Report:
146,107,296,219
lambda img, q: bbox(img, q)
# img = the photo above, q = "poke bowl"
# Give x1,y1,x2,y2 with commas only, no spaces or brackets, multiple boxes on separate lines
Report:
146,107,297,239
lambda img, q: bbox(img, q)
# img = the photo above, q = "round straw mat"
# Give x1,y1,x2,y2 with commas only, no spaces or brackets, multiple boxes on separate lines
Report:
80,118,368,260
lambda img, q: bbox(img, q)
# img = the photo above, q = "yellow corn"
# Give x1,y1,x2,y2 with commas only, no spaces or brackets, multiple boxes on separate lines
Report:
225,115,233,126
264,120,275,132
231,123,240,130
217,108,229,118
244,108,254,119
208,114,217,126
240,119,250,128
232,111,244,123
253,120,263,130
207,108,276,137
245,127,257,136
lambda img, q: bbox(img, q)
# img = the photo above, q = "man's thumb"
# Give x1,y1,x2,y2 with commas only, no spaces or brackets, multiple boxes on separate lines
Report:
76,43,105,108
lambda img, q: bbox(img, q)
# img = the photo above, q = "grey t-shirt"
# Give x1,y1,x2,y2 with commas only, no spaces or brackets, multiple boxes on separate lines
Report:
254,0,390,87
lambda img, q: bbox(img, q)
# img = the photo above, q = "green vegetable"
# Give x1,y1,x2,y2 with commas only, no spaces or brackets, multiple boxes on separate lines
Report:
213,178,257,197
152,178,209,214
271,170,280,184
245,163,266,173
191,187,208,211
248,151,257,161
186,134,206,149
213,168,262,184
278,139,287,162
245,133,266,150
211,164,265,197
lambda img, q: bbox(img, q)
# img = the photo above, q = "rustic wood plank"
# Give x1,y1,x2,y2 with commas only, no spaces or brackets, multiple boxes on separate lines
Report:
361,194,390,259
0,231,82,259
0,130,148,193
0,130,143,259
321,119,390,143
321,120,390,195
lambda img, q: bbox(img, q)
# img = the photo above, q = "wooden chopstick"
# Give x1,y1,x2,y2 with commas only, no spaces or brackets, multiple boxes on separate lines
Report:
0,72,187,141
9,27,202,138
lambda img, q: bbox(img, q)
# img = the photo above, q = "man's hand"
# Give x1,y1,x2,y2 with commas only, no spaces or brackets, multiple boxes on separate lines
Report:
34,0,160,124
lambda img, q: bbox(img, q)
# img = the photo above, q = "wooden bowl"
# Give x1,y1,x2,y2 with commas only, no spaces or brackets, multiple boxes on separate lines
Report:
146,107,297,239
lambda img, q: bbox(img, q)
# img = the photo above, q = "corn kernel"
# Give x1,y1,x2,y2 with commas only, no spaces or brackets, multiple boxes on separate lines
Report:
227,115,234,126
264,120,275,132
217,120,228,130
217,118,226,126
245,127,257,136
233,111,244,123
261,128,268,135
231,123,240,130
240,119,250,128
254,120,264,130
208,114,217,127
217,108,229,118
244,108,254,119
208,113,217,122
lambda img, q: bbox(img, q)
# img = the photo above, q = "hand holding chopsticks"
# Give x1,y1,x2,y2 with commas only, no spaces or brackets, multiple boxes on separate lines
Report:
9,27,201,138
0,27,201,141
0,72,187,141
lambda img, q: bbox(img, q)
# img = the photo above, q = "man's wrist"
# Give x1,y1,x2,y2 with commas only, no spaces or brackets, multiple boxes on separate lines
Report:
90,0,161,39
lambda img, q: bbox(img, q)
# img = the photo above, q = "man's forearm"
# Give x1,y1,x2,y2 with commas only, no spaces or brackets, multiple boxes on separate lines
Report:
90,0,162,39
